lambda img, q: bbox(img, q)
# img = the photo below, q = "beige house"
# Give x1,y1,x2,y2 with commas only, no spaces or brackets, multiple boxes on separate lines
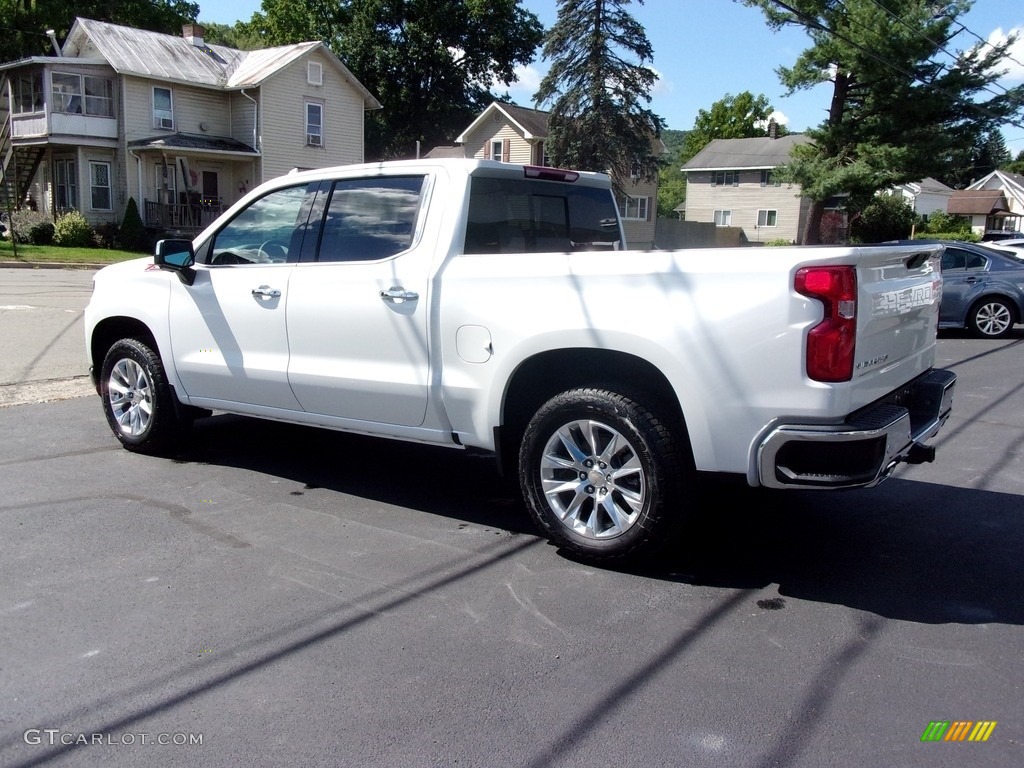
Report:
681,132,813,244
948,170,1024,237
0,18,380,233
446,101,663,249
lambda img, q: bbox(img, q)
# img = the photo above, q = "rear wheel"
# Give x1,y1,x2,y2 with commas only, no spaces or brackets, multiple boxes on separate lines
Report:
519,388,692,564
969,297,1014,338
99,338,184,453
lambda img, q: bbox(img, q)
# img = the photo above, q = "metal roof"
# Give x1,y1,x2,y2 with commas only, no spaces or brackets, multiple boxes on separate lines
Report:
681,134,811,171
60,18,380,108
128,132,259,155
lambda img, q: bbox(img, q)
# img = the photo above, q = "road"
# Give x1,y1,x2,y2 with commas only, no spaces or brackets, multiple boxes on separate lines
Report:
0,269,1021,767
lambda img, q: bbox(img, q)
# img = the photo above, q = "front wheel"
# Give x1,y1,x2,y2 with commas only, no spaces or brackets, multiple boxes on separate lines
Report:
969,297,1015,338
518,388,692,564
99,338,184,453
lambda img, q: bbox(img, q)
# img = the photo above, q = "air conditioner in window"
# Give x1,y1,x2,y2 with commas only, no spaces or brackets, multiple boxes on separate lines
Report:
307,133,322,147
157,117,173,130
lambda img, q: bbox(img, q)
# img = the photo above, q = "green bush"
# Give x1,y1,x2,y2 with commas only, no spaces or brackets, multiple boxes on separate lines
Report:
920,210,971,236
850,194,918,243
117,197,147,251
53,210,95,248
764,238,794,247
29,220,55,245
913,231,980,242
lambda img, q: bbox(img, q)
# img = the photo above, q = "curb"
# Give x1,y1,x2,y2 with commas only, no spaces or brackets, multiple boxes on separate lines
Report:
0,260,106,270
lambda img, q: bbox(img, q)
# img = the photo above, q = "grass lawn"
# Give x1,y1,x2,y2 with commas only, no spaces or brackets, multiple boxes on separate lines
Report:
0,240,147,265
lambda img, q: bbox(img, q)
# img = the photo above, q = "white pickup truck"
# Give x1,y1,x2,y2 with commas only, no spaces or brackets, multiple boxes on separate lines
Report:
85,159,956,563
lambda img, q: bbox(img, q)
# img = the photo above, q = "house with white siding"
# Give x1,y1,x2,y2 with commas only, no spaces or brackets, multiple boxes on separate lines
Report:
0,18,380,233
448,101,664,249
681,131,814,244
949,170,1024,237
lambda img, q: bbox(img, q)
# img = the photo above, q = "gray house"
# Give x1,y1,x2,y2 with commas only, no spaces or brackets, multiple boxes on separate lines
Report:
0,18,380,233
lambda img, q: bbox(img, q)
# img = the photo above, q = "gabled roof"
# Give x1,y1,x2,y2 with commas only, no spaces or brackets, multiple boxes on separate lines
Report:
60,18,380,108
947,189,1010,215
681,134,811,171
966,170,1024,205
897,176,954,196
456,101,550,143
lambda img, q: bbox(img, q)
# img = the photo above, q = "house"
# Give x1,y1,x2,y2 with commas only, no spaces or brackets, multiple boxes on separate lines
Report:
0,18,381,234
680,130,813,244
449,101,664,249
892,177,953,220
948,170,1024,237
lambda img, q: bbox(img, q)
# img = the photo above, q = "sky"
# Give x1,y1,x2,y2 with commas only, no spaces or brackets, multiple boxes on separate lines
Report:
195,0,1024,151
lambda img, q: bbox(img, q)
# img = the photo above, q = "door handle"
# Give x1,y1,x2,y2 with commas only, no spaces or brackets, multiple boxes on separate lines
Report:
252,285,281,299
380,286,419,303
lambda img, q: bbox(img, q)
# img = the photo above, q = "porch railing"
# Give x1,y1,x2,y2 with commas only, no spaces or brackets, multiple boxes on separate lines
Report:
144,198,224,231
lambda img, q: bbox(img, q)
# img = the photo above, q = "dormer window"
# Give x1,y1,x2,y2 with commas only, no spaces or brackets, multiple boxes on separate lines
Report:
153,87,174,130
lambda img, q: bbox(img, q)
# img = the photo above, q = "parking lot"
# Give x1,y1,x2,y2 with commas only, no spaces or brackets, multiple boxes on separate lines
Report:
1,269,1022,767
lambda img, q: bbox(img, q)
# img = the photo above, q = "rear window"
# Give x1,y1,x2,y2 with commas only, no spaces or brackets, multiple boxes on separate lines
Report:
464,176,621,254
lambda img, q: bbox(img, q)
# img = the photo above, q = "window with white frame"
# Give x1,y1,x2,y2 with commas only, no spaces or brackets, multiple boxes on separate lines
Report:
55,159,77,210
15,71,43,113
307,61,323,86
491,139,505,162
89,161,112,210
52,72,112,116
306,102,323,146
757,209,778,227
714,209,732,226
153,87,173,129
618,195,650,221
760,170,780,187
712,171,738,187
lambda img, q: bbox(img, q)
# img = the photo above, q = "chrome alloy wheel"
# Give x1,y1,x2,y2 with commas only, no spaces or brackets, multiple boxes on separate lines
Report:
974,301,1012,337
539,419,646,539
107,357,154,436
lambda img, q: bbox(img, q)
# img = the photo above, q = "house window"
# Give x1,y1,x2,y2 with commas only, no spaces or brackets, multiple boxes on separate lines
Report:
760,170,780,187
536,141,552,167
306,102,323,147
15,71,43,113
89,161,112,210
618,195,650,221
757,209,778,227
84,76,114,117
307,61,323,86
153,87,174,129
491,139,505,163
714,209,732,226
712,171,738,187
55,159,77,210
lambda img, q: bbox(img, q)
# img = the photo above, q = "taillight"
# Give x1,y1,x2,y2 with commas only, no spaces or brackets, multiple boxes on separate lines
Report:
524,166,579,182
795,266,857,382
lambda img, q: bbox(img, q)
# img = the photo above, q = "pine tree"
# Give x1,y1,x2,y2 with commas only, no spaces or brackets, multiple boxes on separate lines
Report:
534,0,664,187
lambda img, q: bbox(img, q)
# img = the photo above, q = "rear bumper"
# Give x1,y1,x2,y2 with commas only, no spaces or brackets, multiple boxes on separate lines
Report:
757,368,956,489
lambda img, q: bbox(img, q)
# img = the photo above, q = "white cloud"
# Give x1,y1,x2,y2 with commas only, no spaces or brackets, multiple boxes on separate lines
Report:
981,26,1024,82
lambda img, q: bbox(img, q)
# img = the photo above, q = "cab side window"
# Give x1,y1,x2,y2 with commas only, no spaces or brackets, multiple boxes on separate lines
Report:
316,176,425,262
206,184,311,266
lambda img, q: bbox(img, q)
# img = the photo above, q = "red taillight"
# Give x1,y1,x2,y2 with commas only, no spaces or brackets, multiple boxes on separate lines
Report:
795,266,857,382
523,165,579,182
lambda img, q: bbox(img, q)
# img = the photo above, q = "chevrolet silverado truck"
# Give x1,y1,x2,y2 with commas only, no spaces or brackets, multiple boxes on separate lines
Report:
84,159,956,563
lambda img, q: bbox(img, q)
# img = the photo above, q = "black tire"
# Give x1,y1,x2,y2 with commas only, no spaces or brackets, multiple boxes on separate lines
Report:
518,388,693,564
969,297,1015,338
99,338,184,453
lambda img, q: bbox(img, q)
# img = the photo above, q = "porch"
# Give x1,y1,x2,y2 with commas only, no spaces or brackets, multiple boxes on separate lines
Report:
143,196,224,232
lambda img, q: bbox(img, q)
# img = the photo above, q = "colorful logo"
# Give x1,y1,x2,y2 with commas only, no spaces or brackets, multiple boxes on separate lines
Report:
921,721,997,742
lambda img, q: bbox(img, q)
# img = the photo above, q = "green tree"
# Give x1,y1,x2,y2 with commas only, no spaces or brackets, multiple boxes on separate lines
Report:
534,0,664,188
0,1,199,61
1007,150,1024,175
238,0,543,160
849,193,918,242
744,0,1024,244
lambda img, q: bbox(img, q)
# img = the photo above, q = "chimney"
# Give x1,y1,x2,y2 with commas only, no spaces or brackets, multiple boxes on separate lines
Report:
182,23,205,48
767,119,778,140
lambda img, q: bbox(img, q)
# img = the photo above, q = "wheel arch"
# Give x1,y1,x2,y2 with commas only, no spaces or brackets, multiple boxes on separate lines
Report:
967,293,1021,325
89,316,159,388
495,348,688,476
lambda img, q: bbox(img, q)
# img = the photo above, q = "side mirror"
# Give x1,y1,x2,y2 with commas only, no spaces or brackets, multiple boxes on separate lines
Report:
155,239,196,285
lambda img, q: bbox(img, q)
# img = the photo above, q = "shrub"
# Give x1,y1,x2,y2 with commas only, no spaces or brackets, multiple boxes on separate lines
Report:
764,238,794,247
29,220,55,245
920,210,971,236
53,210,95,248
913,231,980,242
118,197,147,251
92,222,120,249
8,209,51,244
850,194,918,243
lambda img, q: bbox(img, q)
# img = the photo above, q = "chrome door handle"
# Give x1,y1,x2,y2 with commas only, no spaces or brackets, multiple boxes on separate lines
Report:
380,286,419,302
252,285,281,299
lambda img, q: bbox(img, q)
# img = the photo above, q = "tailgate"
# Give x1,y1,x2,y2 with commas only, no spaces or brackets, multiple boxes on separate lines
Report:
854,243,943,381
